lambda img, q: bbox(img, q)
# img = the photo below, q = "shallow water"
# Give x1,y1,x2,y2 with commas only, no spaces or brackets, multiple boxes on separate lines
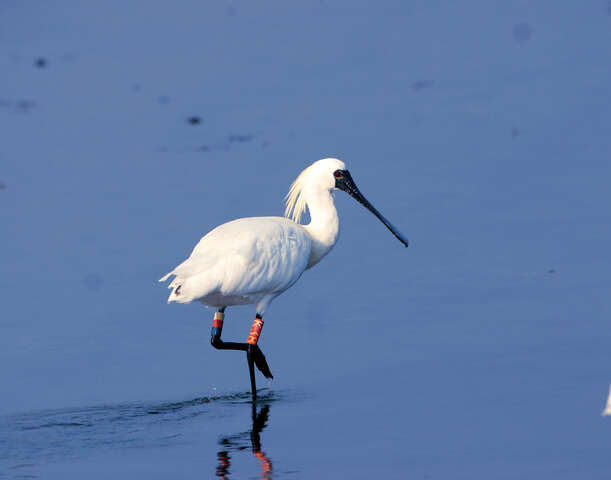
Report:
1,0,611,478
1,390,283,478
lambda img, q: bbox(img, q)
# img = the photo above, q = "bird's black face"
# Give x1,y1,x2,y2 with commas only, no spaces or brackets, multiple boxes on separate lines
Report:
333,169,409,248
333,169,349,189
334,169,363,201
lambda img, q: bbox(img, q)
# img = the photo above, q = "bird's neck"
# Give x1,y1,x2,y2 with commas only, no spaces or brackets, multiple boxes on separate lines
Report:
302,187,339,269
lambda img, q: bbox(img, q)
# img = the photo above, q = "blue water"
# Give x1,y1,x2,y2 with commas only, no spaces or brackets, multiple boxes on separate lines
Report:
1,1,611,477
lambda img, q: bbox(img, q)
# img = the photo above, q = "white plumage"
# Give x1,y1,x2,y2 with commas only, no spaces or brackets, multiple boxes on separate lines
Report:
159,217,312,313
160,158,345,314
159,157,408,314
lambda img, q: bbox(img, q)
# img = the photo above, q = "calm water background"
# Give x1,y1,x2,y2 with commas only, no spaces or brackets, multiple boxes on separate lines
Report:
1,1,610,478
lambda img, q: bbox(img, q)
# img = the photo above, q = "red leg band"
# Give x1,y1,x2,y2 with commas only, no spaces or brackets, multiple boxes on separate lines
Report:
247,318,264,345
211,311,224,337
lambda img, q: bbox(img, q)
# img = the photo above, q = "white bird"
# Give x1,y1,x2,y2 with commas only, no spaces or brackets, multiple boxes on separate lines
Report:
159,157,408,397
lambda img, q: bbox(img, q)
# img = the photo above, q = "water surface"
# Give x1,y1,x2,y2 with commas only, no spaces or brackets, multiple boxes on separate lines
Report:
1,1,610,478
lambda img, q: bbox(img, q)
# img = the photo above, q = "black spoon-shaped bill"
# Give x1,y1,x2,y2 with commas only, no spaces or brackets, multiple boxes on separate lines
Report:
334,170,409,248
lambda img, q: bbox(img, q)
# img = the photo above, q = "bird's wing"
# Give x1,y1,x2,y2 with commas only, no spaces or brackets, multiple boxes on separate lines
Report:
160,217,311,302
203,217,312,297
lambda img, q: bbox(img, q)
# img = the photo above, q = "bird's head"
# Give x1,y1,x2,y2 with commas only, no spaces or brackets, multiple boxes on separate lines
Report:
300,157,348,191
286,157,409,248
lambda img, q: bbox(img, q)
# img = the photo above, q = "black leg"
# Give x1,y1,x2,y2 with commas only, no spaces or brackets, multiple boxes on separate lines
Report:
247,345,257,399
210,309,273,399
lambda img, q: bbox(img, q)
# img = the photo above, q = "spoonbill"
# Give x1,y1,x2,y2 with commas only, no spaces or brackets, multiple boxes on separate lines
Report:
159,158,408,398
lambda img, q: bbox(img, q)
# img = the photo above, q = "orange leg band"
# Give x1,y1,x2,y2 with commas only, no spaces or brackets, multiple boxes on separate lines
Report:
247,318,264,345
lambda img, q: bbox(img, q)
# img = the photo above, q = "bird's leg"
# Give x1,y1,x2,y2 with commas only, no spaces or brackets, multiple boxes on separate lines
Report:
210,308,225,343
210,308,247,351
211,308,246,351
247,343,257,399
246,314,274,399
209,309,273,399
247,314,273,380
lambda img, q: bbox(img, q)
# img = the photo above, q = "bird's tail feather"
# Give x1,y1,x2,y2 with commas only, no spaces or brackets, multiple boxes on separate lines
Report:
159,257,220,304
159,271,174,282
159,270,186,303
167,277,187,303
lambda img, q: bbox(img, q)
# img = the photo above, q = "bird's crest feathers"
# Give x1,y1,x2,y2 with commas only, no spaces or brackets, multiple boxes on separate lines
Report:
284,158,346,224
284,167,310,224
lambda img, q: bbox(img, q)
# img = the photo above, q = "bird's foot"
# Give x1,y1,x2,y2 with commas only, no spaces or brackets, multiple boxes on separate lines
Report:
249,344,273,379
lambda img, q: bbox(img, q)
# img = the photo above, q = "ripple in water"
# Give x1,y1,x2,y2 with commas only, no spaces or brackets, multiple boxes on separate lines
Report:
0,389,282,476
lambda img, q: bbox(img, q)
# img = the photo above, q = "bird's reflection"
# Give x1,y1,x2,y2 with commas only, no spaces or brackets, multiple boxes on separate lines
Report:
216,401,273,479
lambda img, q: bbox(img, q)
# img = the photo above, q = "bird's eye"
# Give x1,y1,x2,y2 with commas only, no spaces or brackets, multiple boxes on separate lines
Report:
333,170,344,179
